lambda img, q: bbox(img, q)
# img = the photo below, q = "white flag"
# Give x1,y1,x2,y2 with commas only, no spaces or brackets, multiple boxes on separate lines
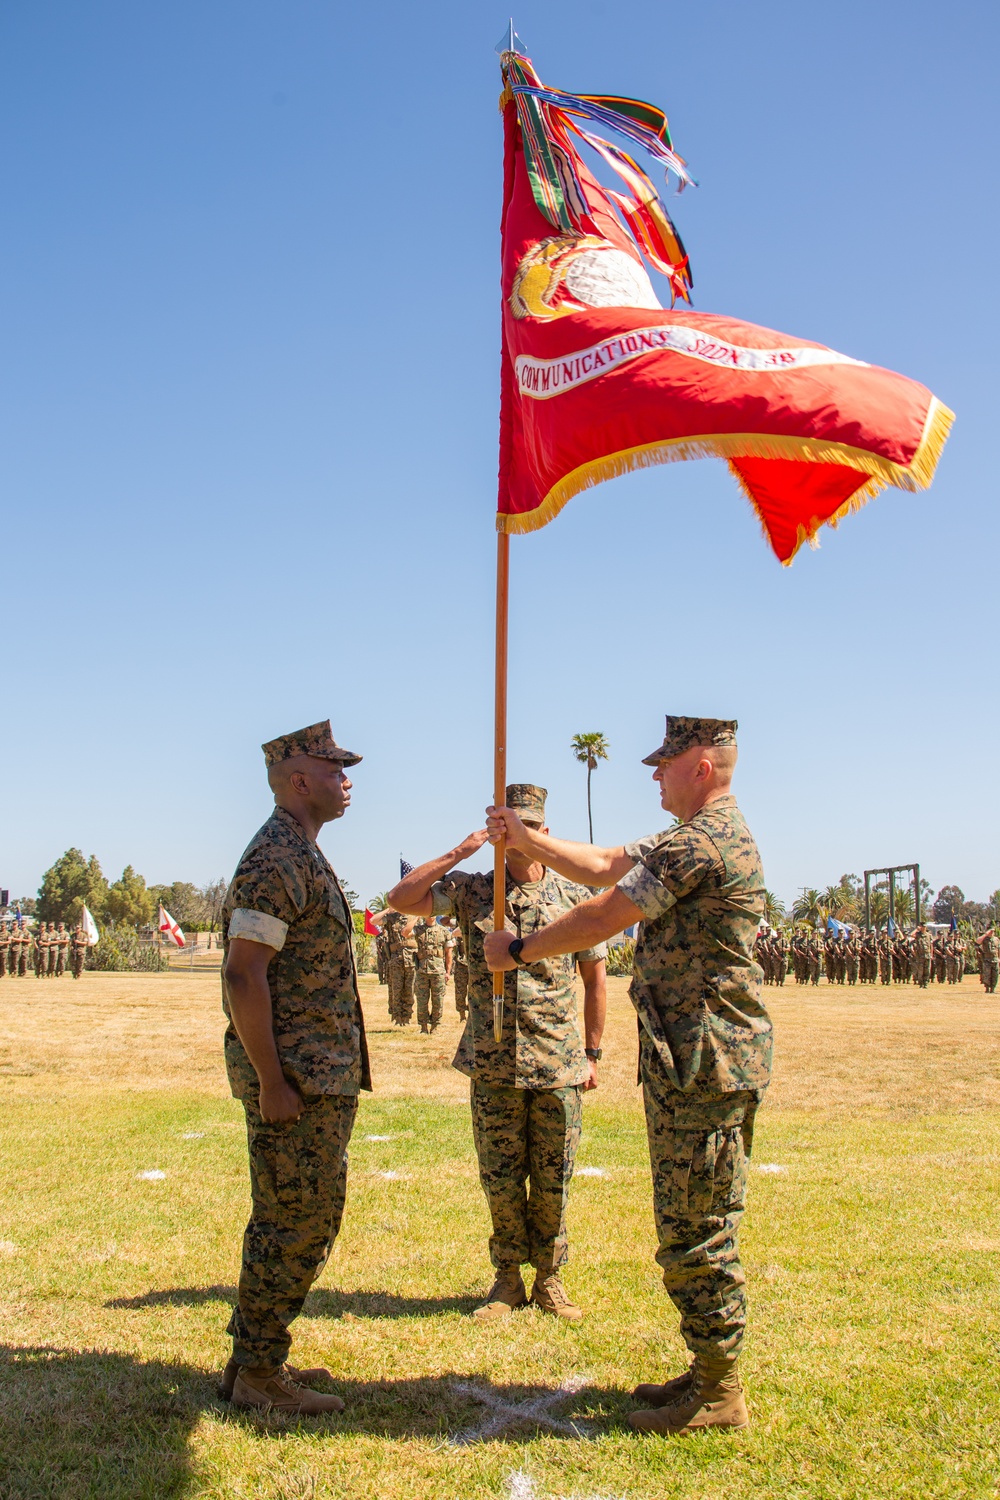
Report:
158,905,185,948
81,906,100,946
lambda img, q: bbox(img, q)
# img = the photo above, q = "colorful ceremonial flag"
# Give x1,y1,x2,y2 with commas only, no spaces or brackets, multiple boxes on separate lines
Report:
81,905,100,946
400,857,413,879
158,905,185,948
364,908,379,937
497,51,953,564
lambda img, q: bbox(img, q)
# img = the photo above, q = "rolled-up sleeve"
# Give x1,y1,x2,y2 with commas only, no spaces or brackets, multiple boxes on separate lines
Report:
616,825,721,919
228,908,290,950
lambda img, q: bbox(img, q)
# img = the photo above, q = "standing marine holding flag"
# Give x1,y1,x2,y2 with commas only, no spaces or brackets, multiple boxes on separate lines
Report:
475,35,952,1431
485,720,768,1434
390,784,607,1323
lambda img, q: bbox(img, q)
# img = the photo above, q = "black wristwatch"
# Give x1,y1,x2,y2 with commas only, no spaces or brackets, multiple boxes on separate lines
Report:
585,1047,602,1061
508,937,527,965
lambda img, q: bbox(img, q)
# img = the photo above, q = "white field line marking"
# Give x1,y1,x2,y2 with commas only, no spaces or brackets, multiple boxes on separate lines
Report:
755,1163,786,1174
450,1375,592,1447
504,1469,627,1500
181,1132,204,1139
0,1241,19,1256
576,1166,605,1177
373,1170,406,1180
365,1134,394,1142
136,1170,166,1181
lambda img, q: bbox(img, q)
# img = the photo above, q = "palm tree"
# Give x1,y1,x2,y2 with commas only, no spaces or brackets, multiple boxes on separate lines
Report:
571,732,610,842
369,891,391,912
820,882,860,922
792,888,824,927
762,890,786,927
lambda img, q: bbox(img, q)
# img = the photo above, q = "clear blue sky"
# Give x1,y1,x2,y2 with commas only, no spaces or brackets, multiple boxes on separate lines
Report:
2,0,997,911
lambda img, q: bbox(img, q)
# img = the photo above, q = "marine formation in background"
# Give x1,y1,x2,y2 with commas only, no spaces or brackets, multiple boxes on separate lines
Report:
0,919,90,979
754,925,994,990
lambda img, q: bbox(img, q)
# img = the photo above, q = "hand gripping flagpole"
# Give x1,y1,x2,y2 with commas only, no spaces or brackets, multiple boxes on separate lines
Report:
493,530,510,1042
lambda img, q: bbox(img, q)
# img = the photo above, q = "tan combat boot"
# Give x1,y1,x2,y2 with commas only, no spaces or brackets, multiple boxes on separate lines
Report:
632,1357,697,1408
219,1357,332,1403
231,1365,345,1414
530,1270,584,1321
628,1353,748,1435
471,1268,528,1323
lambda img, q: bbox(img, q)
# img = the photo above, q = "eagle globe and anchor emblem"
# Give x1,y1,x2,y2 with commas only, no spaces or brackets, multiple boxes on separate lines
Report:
509,233,663,321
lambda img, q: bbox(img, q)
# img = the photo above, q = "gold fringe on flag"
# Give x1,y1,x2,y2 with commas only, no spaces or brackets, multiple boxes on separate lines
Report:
497,399,955,564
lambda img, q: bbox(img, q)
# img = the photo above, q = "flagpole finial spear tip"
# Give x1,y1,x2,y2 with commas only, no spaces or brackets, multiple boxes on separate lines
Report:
495,19,526,57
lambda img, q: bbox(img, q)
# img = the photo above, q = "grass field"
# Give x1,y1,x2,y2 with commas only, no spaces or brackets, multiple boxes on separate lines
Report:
1,968,998,1500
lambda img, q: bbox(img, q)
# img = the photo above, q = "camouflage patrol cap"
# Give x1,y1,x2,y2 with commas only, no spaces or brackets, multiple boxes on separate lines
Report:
641,715,738,766
506,783,547,824
261,719,362,769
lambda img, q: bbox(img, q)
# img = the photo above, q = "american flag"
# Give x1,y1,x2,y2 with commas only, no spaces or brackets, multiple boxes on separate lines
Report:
399,856,413,879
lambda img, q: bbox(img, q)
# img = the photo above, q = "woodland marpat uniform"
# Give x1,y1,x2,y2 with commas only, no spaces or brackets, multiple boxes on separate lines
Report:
432,856,604,1275
618,793,768,1357
222,802,371,1370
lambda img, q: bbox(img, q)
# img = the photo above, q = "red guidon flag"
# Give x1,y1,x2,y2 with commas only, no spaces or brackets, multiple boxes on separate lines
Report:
363,908,379,937
158,905,185,948
497,51,953,564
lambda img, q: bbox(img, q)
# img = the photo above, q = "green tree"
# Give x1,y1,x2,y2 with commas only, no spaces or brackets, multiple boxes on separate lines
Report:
148,881,202,926
105,866,154,928
933,885,965,923
369,891,391,913
792,888,823,927
36,849,108,926
762,890,786,926
570,731,610,843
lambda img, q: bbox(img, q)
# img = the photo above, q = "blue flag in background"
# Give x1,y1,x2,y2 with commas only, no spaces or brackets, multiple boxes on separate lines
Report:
826,916,850,937
950,916,958,931
887,918,896,936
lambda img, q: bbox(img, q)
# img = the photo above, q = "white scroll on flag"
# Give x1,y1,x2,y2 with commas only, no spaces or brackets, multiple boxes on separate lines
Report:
158,905,185,948
81,905,100,946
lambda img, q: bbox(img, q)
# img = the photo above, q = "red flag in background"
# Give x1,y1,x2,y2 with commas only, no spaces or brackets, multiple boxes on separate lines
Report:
158,905,185,948
364,909,379,937
497,52,953,564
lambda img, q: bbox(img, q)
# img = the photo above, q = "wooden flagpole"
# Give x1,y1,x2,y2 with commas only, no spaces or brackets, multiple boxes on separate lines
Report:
493,529,510,1042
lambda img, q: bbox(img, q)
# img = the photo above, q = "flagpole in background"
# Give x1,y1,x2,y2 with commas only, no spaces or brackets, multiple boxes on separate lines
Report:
492,529,510,1042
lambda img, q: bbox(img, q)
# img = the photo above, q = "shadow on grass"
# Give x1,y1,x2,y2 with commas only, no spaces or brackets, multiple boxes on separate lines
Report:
107,1285,479,1317
0,1344,198,1500
0,1342,625,1496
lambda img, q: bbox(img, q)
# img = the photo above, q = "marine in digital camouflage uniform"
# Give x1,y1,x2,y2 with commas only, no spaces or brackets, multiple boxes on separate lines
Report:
219,719,370,1416
53,922,69,976
483,717,768,1436
910,926,931,987
71,921,89,979
15,924,30,976
34,923,50,978
384,910,417,1026
413,916,449,1032
451,922,469,1018
978,929,999,994
389,783,607,1324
